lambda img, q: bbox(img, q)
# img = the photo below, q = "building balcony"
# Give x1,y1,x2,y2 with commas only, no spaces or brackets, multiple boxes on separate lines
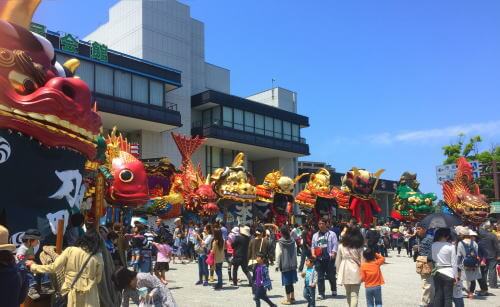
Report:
96,93,182,132
192,122,309,159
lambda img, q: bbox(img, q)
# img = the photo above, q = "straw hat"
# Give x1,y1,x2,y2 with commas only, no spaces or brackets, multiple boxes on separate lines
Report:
456,226,470,236
469,230,478,236
240,226,251,237
0,225,16,252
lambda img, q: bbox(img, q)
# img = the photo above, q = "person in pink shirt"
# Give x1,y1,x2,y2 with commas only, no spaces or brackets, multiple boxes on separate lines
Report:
152,238,173,285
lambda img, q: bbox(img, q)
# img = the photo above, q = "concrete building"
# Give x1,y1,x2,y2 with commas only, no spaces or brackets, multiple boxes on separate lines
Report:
83,0,309,182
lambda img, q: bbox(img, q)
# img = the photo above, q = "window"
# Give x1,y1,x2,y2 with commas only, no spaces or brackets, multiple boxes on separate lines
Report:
234,109,243,130
264,116,273,137
222,148,235,166
114,70,131,100
244,111,254,133
78,61,94,91
283,121,292,140
95,65,113,95
132,75,148,103
211,147,221,170
255,114,264,135
202,109,211,128
212,106,221,125
223,106,233,127
206,146,222,175
274,118,282,139
150,81,163,106
292,124,300,142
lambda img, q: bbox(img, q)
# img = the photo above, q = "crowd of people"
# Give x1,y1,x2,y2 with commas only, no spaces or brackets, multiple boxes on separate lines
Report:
1,213,499,307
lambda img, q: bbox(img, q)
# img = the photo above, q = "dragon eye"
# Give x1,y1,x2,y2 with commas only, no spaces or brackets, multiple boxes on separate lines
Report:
8,70,38,95
119,169,134,182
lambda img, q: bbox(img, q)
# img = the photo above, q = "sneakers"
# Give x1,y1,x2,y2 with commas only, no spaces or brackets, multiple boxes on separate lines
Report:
209,276,215,282
28,287,41,300
317,294,326,300
332,290,337,297
280,299,291,305
213,284,223,290
195,280,203,285
203,281,209,286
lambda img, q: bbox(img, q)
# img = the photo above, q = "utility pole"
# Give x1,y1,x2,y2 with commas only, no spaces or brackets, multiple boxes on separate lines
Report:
271,78,276,100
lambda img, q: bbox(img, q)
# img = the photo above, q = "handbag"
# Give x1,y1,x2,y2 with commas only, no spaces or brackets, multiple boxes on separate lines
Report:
206,250,215,266
415,255,433,275
248,239,265,267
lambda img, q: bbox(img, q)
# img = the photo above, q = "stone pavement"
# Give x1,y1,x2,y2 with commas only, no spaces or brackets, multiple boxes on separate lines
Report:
134,250,500,307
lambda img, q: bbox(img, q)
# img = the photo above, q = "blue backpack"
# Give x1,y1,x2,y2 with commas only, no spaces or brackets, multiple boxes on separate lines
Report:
462,242,479,269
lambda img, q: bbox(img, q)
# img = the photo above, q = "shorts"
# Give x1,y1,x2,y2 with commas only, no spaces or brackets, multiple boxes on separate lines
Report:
155,262,170,271
132,248,141,256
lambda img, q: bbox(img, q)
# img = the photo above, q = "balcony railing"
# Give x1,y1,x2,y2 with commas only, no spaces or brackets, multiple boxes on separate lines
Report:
191,121,309,155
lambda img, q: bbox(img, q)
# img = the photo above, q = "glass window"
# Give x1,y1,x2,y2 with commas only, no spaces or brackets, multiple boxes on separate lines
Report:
274,118,282,139
78,60,94,91
292,124,299,142
211,147,221,169
95,65,113,95
150,81,163,106
132,75,148,103
283,121,292,140
223,106,233,127
222,149,234,166
255,114,264,135
212,106,221,125
114,70,131,100
244,111,254,133
234,109,243,130
264,116,273,137
202,109,211,128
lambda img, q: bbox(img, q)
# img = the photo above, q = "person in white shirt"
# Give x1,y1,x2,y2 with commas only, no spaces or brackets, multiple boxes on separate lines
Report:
431,228,458,307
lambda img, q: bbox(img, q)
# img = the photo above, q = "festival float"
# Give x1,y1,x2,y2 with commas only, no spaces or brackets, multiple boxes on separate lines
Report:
211,152,256,225
255,170,306,226
0,0,102,237
332,167,384,227
296,168,337,222
390,172,437,222
442,157,490,225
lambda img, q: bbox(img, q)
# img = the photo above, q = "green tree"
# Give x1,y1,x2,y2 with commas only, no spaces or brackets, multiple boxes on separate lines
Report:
442,135,499,200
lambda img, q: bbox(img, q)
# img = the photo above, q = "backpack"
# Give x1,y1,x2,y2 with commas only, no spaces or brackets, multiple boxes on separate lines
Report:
462,242,479,269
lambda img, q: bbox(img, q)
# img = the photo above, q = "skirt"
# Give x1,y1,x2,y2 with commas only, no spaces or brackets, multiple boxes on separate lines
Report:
155,262,170,271
281,270,298,286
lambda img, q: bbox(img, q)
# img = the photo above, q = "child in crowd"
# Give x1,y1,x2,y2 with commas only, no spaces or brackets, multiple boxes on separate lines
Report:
301,257,317,307
152,237,172,285
252,252,276,307
15,229,42,300
360,248,385,307
126,224,146,271
453,271,465,307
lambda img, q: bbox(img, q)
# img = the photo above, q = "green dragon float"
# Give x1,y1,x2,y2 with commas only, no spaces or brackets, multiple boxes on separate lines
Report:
391,172,437,222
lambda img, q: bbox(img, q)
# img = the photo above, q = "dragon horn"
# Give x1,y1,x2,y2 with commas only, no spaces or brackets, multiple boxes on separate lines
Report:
0,0,41,29
232,152,245,167
372,169,385,193
352,167,361,177
205,175,210,185
293,173,309,184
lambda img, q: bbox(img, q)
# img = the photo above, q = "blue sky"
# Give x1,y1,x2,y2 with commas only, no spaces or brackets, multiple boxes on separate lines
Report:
34,0,500,196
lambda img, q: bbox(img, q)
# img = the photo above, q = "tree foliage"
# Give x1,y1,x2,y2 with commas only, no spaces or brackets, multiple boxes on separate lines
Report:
442,135,499,200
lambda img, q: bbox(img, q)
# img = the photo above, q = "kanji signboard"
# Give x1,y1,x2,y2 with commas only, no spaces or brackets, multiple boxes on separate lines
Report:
60,33,79,54
90,41,108,62
436,160,481,184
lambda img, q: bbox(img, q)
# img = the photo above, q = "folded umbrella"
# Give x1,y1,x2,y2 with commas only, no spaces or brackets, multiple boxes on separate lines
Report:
420,213,462,229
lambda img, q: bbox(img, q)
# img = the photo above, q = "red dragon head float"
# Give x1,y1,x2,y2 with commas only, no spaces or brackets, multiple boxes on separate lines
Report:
104,128,149,207
333,168,384,227
296,168,337,221
256,170,306,225
171,133,218,216
442,157,490,225
0,1,102,234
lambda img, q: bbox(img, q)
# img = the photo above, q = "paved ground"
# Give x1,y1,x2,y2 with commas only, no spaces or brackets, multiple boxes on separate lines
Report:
136,250,500,307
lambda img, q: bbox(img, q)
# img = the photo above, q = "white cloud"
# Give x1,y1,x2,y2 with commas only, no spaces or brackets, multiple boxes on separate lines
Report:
369,120,500,144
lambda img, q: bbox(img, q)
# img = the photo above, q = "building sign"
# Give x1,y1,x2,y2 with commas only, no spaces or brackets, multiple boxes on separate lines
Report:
436,160,481,184
29,22,46,37
90,41,108,62
491,202,500,214
60,33,79,54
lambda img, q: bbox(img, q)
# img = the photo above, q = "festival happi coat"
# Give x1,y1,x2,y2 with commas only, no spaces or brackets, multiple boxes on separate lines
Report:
391,172,437,222
0,1,102,235
332,168,384,227
295,168,337,221
147,133,218,219
211,152,256,223
255,170,306,225
442,157,490,225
